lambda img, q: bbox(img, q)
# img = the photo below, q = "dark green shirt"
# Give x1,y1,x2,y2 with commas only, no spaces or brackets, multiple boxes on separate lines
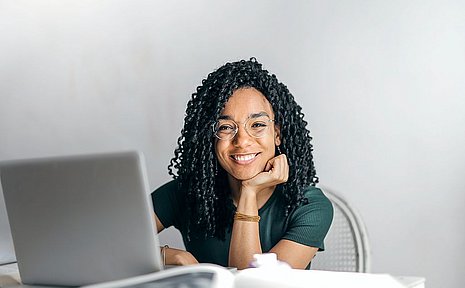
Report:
151,180,333,268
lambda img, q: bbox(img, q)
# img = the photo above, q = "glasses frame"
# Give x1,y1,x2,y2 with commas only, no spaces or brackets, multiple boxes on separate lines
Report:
212,115,275,141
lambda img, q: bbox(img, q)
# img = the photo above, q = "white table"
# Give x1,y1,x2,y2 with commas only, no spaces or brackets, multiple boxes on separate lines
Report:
0,263,425,288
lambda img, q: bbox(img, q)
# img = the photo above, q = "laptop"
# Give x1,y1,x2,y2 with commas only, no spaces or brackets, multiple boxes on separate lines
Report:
0,151,163,286
0,186,16,265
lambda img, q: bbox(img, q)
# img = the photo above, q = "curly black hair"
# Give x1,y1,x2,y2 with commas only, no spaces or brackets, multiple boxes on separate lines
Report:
168,58,318,240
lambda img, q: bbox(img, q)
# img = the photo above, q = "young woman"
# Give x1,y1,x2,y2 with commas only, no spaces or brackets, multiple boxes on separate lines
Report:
152,58,333,270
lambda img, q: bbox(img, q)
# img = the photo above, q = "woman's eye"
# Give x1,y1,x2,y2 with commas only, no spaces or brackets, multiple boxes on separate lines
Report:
251,122,267,128
218,124,234,131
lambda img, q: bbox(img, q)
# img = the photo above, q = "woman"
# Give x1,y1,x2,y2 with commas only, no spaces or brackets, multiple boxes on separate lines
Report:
152,58,333,270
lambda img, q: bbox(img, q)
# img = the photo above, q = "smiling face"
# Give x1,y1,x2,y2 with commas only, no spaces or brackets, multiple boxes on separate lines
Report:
215,87,281,182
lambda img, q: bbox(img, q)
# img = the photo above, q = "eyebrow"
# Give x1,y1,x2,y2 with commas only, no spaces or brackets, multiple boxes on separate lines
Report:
218,111,269,120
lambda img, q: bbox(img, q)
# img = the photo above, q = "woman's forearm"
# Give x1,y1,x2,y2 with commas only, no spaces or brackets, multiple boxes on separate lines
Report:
228,190,262,269
164,247,199,266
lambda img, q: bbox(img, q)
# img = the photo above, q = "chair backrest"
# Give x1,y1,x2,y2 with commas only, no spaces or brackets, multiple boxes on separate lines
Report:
311,188,370,272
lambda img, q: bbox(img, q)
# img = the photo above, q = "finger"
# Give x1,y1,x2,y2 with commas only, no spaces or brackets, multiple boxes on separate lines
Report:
266,156,285,182
280,154,289,182
264,157,275,172
273,154,288,183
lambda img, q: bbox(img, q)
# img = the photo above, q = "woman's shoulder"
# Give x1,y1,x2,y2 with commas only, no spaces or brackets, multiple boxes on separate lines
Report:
302,186,330,202
294,185,334,217
151,179,187,205
152,178,180,195
151,179,187,229
285,186,334,251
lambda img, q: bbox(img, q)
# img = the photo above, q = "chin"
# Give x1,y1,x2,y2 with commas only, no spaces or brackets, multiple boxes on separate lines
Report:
230,170,262,181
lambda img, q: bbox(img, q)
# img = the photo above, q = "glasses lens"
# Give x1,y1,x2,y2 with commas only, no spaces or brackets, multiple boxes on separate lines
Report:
246,116,272,138
214,120,237,140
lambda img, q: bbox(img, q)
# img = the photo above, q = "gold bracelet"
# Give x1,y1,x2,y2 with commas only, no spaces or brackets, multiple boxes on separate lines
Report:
234,212,261,222
161,245,169,266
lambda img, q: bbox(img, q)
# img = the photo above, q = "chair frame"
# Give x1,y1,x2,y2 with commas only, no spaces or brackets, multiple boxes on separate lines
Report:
317,187,371,273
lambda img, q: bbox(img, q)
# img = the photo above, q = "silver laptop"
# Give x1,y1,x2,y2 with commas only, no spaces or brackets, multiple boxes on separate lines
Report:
0,186,16,265
0,151,163,286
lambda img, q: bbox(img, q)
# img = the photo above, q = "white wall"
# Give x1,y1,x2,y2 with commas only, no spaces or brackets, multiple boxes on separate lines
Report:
1,1,464,287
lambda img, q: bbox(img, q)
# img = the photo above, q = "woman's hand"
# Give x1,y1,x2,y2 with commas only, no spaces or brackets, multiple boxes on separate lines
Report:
165,247,199,266
241,154,289,193
229,154,289,269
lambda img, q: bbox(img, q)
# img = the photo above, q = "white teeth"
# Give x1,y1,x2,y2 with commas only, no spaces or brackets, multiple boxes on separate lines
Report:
233,154,256,161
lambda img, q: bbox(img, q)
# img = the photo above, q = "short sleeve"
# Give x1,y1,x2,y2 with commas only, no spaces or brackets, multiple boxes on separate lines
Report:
151,179,184,229
283,187,334,251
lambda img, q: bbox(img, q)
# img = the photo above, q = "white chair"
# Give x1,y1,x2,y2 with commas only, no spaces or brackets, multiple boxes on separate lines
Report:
311,188,371,272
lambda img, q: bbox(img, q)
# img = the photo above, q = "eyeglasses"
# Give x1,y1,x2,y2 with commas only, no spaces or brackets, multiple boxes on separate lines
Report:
213,115,275,140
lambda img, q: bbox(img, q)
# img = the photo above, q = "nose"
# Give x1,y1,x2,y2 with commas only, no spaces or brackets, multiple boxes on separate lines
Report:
232,125,253,147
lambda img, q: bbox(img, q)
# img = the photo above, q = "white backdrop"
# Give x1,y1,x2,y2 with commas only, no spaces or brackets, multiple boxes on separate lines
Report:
1,1,464,287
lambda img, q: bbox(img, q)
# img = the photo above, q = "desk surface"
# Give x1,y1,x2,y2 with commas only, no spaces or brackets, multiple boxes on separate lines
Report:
0,263,425,288
395,276,426,288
